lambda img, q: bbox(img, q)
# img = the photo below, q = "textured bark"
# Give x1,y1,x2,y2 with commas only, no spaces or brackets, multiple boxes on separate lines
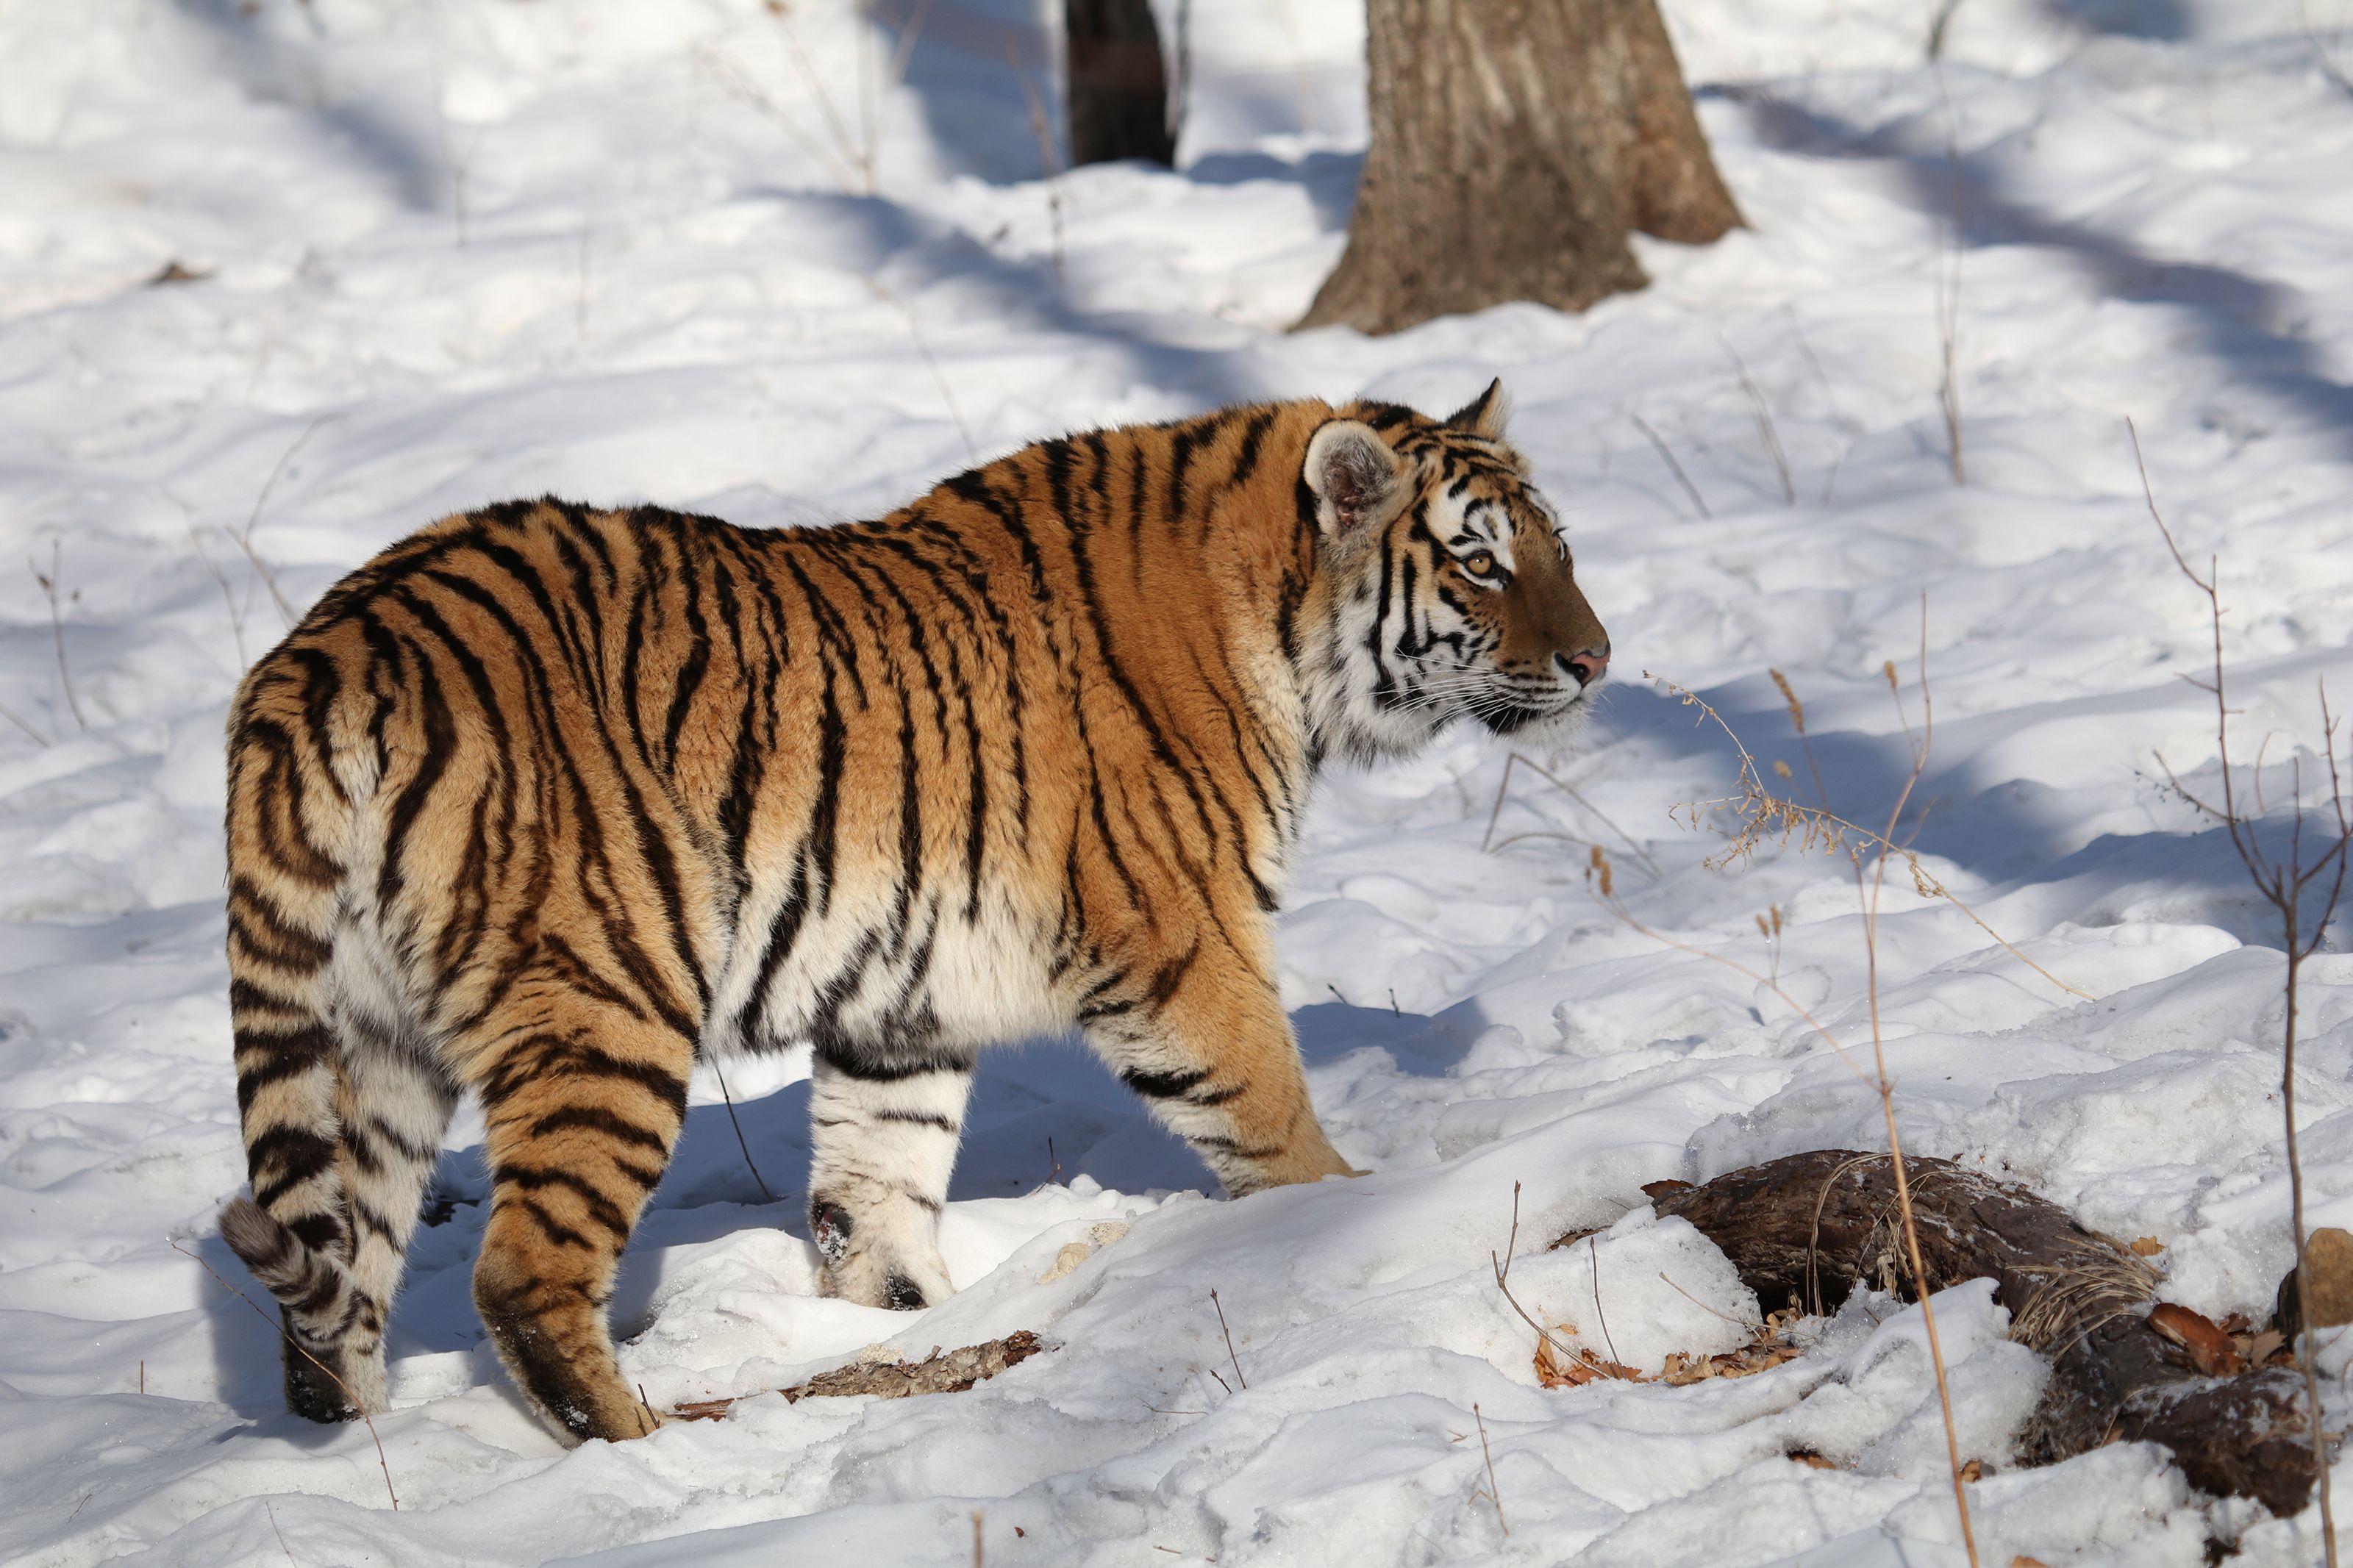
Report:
1611,1152,2317,1516
1301,0,1743,335
671,1330,1046,1420
1066,0,1175,168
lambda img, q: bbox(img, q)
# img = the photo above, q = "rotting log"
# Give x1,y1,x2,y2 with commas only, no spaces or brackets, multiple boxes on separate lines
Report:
1585,1151,2315,1516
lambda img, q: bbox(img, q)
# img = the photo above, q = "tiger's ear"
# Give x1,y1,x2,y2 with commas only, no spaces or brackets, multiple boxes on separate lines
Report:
1443,377,1511,440
1304,420,1409,540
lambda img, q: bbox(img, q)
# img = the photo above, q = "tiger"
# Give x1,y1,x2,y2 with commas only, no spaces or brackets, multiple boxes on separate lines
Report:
215,380,1612,1444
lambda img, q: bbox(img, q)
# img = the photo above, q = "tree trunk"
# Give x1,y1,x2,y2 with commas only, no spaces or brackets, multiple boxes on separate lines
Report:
1066,0,1176,168
1619,1151,2318,1517
1301,0,1742,335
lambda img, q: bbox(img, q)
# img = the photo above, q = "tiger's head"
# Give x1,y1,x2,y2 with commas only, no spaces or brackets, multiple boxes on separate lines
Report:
1299,380,1610,763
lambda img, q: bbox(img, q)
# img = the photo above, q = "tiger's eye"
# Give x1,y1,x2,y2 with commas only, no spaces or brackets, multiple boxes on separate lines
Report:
1463,550,1496,578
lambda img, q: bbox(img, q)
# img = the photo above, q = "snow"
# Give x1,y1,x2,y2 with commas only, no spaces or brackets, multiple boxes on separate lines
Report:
4,0,2353,1562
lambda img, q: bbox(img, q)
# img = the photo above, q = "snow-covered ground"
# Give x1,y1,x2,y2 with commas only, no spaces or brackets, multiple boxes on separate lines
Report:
5,0,2353,1561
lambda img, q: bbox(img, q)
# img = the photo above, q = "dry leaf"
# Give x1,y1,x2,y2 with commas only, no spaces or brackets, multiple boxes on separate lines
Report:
2131,1236,2165,1256
2011,1557,2050,1567
2147,1302,2246,1377
1787,1450,1838,1469
1543,1311,1802,1390
1957,1458,1984,1482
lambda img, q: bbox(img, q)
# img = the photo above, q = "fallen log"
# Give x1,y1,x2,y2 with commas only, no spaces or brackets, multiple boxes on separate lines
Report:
671,1330,1046,1422
1580,1150,2315,1516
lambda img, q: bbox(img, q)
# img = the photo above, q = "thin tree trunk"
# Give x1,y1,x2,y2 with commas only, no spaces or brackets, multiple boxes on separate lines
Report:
1066,0,1175,167
1302,0,1741,335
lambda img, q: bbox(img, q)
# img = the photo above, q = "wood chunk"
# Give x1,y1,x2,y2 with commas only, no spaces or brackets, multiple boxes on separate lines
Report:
671,1331,1046,1422
2275,1226,2353,1337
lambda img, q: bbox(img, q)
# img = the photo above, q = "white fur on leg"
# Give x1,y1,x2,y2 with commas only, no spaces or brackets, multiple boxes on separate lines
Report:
804,1052,971,1310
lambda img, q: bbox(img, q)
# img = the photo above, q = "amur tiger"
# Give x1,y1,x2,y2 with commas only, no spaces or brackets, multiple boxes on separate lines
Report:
216,382,1611,1444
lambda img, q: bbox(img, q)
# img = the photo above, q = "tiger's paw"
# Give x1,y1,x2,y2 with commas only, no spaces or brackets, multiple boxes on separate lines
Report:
809,1195,955,1310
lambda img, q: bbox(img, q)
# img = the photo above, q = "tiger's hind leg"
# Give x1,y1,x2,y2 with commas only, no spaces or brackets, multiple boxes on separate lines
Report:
463,986,692,1444
806,1039,972,1311
1082,940,1354,1197
328,1016,460,1414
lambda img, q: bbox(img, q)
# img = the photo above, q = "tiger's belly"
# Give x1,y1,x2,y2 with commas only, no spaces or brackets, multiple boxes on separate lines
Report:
707,875,1066,1061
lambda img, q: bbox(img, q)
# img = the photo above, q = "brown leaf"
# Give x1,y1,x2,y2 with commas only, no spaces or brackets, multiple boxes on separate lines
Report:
671,1331,1046,1420
2131,1236,2165,1256
2147,1303,2247,1377
1787,1449,1838,1469
1641,1179,1695,1200
2011,1557,2050,1567
1957,1458,1984,1482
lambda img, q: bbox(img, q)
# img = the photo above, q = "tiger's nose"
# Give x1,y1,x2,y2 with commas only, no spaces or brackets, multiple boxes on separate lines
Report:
1558,647,1610,687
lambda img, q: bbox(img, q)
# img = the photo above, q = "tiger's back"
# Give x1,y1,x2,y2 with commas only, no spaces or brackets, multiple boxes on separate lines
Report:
218,388,1610,1442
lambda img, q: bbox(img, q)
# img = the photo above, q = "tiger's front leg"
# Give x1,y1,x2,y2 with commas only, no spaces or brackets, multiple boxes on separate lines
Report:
1082,939,1356,1196
805,1039,973,1310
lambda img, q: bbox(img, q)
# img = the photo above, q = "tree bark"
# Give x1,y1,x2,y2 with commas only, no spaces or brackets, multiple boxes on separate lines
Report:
1613,1151,2318,1517
1301,0,1742,335
1066,0,1176,168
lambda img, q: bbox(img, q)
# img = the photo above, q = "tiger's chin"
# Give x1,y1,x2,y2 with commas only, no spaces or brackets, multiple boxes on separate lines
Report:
1477,695,1595,745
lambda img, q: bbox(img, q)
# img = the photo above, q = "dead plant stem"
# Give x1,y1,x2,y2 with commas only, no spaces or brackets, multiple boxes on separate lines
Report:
709,1056,779,1204
1209,1288,1247,1390
2133,418,2343,1567
171,1239,399,1509
1629,413,1711,520
1471,1402,1507,1536
33,540,88,732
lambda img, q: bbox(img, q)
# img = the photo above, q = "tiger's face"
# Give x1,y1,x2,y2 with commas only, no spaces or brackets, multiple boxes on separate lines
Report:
1302,381,1611,761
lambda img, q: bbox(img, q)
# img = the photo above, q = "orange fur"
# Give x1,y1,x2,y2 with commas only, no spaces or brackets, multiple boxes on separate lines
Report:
218,389,1609,1441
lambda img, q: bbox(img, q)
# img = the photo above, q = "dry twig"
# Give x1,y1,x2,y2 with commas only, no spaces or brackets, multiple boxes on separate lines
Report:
264,1500,296,1567
171,1239,399,1509
1209,1288,1247,1390
1480,751,1662,875
705,1057,779,1204
1471,1402,1507,1536
1722,337,1795,506
1645,672,2090,1002
238,417,325,630
2132,418,2345,1565
1628,413,1711,520
1007,43,1068,287
864,276,979,462
1934,69,1965,486
673,1331,1045,1420
32,540,88,733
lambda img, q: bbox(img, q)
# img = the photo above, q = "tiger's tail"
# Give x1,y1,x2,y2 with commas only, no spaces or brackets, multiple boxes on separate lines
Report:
216,648,374,1422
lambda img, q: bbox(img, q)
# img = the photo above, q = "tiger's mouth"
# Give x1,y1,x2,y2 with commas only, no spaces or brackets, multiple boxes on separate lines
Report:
1478,700,1571,736
1474,679,1596,737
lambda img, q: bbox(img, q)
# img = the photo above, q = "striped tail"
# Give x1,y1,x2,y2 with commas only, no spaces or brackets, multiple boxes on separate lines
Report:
218,1194,366,1421
219,652,371,1422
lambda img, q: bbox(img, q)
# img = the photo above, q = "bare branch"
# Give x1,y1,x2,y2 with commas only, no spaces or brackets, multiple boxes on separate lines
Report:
1628,413,1711,520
